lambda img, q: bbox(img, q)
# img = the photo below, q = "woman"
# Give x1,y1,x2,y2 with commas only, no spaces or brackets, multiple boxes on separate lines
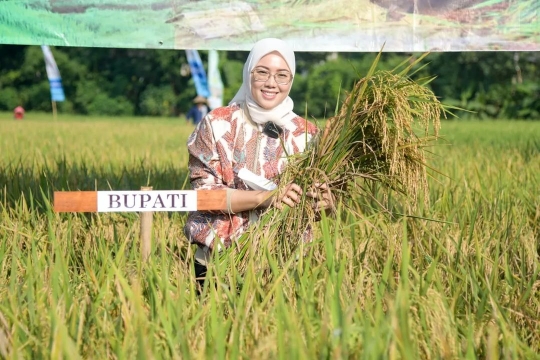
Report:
184,38,332,284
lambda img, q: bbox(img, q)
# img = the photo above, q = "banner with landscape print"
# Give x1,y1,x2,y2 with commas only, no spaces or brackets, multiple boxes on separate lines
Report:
0,0,537,51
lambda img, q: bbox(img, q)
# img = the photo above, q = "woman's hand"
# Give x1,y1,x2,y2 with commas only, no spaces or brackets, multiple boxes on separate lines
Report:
306,183,335,216
262,183,303,209
261,182,335,214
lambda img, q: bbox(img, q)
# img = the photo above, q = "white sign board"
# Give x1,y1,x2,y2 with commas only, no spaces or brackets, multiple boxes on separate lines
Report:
97,190,197,212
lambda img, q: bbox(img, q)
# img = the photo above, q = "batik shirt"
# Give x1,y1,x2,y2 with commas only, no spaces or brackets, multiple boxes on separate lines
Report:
184,103,318,250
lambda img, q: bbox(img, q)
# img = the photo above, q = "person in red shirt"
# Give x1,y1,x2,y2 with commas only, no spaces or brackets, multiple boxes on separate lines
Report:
13,106,25,120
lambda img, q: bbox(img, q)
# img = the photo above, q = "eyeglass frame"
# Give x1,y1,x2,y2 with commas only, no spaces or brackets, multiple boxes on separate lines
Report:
250,67,294,85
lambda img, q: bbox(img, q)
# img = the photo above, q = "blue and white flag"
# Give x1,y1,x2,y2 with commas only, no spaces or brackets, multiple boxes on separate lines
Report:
185,49,210,98
207,50,224,110
41,45,65,102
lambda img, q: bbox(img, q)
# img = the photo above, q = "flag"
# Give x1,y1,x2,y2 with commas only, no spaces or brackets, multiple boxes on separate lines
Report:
207,50,224,110
41,45,65,102
185,49,210,98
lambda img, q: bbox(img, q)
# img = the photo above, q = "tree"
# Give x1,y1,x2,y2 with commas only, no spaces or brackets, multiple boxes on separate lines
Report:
0,45,538,120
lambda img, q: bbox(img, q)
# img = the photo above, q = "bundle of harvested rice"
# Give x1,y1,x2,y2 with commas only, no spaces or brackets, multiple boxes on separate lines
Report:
228,53,446,273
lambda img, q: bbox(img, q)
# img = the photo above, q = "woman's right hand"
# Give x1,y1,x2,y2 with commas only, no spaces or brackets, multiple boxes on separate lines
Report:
262,183,303,209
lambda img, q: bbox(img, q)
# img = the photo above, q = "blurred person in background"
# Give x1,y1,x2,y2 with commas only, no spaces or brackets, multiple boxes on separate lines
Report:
186,95,210,125
13,106,25,120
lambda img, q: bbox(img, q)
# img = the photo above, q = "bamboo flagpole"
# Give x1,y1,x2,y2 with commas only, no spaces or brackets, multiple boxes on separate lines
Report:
52,100,57,121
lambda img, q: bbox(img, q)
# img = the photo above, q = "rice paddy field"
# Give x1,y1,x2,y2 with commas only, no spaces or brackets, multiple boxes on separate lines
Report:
0,113,539,359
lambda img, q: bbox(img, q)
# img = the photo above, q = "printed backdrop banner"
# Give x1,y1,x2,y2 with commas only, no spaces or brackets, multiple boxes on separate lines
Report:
0,1,538,51
185,50,210,98
41,45,66,102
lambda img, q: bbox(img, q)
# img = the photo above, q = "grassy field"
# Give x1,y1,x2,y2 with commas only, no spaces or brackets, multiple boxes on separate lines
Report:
0,113,539,359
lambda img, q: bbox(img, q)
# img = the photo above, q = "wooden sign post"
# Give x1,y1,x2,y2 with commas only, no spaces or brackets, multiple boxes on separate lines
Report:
54,189,227,260
53,190,227,213
140,186,153,261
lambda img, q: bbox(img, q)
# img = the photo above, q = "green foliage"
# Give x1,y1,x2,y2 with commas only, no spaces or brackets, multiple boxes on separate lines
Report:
429,52,540,120
0,87,19,110
508,82,540,119
303,58,357,118
0,45,539,119
23,81,52,112
221,59,244,104
86,93,134,116
72,80,133,116
139,85,177,116
298,53,398,118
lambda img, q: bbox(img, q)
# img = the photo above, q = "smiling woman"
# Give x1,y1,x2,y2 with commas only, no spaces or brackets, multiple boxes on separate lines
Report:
248,53,293,109
183,38,333,288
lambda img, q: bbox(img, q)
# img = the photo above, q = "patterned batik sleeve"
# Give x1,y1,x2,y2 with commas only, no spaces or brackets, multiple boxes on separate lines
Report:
187,115,228,191
184,111,248,249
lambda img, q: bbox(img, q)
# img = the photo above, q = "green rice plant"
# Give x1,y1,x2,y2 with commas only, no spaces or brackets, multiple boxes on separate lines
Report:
1,114,539,358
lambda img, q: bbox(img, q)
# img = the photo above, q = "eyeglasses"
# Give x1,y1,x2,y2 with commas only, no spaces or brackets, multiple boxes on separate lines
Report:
251,68,293,85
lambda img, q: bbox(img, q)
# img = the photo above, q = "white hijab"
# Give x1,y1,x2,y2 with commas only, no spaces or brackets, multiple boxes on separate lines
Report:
229,38,296,127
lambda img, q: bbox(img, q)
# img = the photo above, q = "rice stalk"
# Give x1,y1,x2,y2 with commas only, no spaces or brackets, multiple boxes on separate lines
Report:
228,52,446,274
